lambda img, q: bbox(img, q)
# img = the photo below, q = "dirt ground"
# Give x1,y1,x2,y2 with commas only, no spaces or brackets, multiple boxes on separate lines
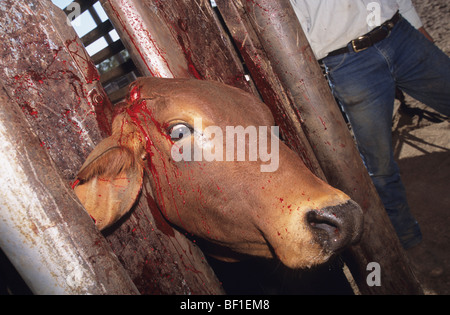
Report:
393,0,450,295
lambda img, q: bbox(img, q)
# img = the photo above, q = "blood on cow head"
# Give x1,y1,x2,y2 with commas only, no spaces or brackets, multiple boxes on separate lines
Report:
74,77,363,269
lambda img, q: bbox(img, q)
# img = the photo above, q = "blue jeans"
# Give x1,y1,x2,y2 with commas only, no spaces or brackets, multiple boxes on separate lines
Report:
322,17,450,249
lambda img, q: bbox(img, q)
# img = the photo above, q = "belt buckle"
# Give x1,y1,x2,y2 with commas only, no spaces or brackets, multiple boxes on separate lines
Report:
352,36,370,53
385,21,395,29
385,21,394,37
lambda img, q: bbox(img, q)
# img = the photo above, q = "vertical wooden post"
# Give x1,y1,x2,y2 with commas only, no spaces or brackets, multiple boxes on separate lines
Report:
0,0,138,294
100,0,256,94
216,0,423,294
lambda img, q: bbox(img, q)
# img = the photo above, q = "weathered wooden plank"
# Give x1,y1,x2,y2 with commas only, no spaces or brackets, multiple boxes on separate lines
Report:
0,0,113,181
0,0,138,295
100,0,256,93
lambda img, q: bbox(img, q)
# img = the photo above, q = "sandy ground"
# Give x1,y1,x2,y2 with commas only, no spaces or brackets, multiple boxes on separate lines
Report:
393,0,450,295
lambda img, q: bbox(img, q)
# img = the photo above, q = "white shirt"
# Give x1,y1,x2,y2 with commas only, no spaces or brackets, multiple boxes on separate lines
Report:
290,0,423,59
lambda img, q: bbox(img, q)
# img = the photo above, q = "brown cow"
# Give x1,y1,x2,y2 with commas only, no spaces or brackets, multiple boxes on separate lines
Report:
74,77,363,269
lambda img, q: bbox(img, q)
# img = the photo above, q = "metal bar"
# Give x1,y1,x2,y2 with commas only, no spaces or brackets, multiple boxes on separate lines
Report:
100,59,137,84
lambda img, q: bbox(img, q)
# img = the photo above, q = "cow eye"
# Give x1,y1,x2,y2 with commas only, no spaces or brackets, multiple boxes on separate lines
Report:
168,123,193,142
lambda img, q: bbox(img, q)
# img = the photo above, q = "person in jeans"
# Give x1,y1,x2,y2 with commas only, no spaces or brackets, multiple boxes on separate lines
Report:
290,0,450,249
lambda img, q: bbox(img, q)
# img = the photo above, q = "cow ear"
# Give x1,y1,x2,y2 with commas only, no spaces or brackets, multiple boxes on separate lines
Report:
74,136,145,230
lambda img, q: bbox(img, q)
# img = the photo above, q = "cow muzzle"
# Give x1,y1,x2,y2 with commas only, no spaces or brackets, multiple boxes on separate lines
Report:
307,200,364,253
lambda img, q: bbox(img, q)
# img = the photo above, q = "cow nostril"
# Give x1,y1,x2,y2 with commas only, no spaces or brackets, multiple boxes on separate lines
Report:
306,200,363,253
307,211,342,246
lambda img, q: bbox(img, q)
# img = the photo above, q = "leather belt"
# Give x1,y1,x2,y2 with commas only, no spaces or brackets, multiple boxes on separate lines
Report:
325,11,401,58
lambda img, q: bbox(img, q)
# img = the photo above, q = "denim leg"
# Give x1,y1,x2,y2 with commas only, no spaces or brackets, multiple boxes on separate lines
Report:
389,18,450,116
323,43,422,249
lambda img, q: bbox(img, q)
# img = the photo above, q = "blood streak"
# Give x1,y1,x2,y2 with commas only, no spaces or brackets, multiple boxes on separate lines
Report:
65,37,100,83
71,179,80,190
177,35,203,80
105,0,174,78
88,88,113,136
245,0,271,13
124,92,189,232
129,83,141,102
144,187,175,237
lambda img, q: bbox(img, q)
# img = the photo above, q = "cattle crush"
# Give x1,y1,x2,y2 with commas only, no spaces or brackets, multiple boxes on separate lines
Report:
0,0,423,295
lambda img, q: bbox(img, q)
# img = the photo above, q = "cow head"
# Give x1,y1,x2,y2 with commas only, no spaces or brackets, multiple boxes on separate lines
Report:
74,77,363,269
